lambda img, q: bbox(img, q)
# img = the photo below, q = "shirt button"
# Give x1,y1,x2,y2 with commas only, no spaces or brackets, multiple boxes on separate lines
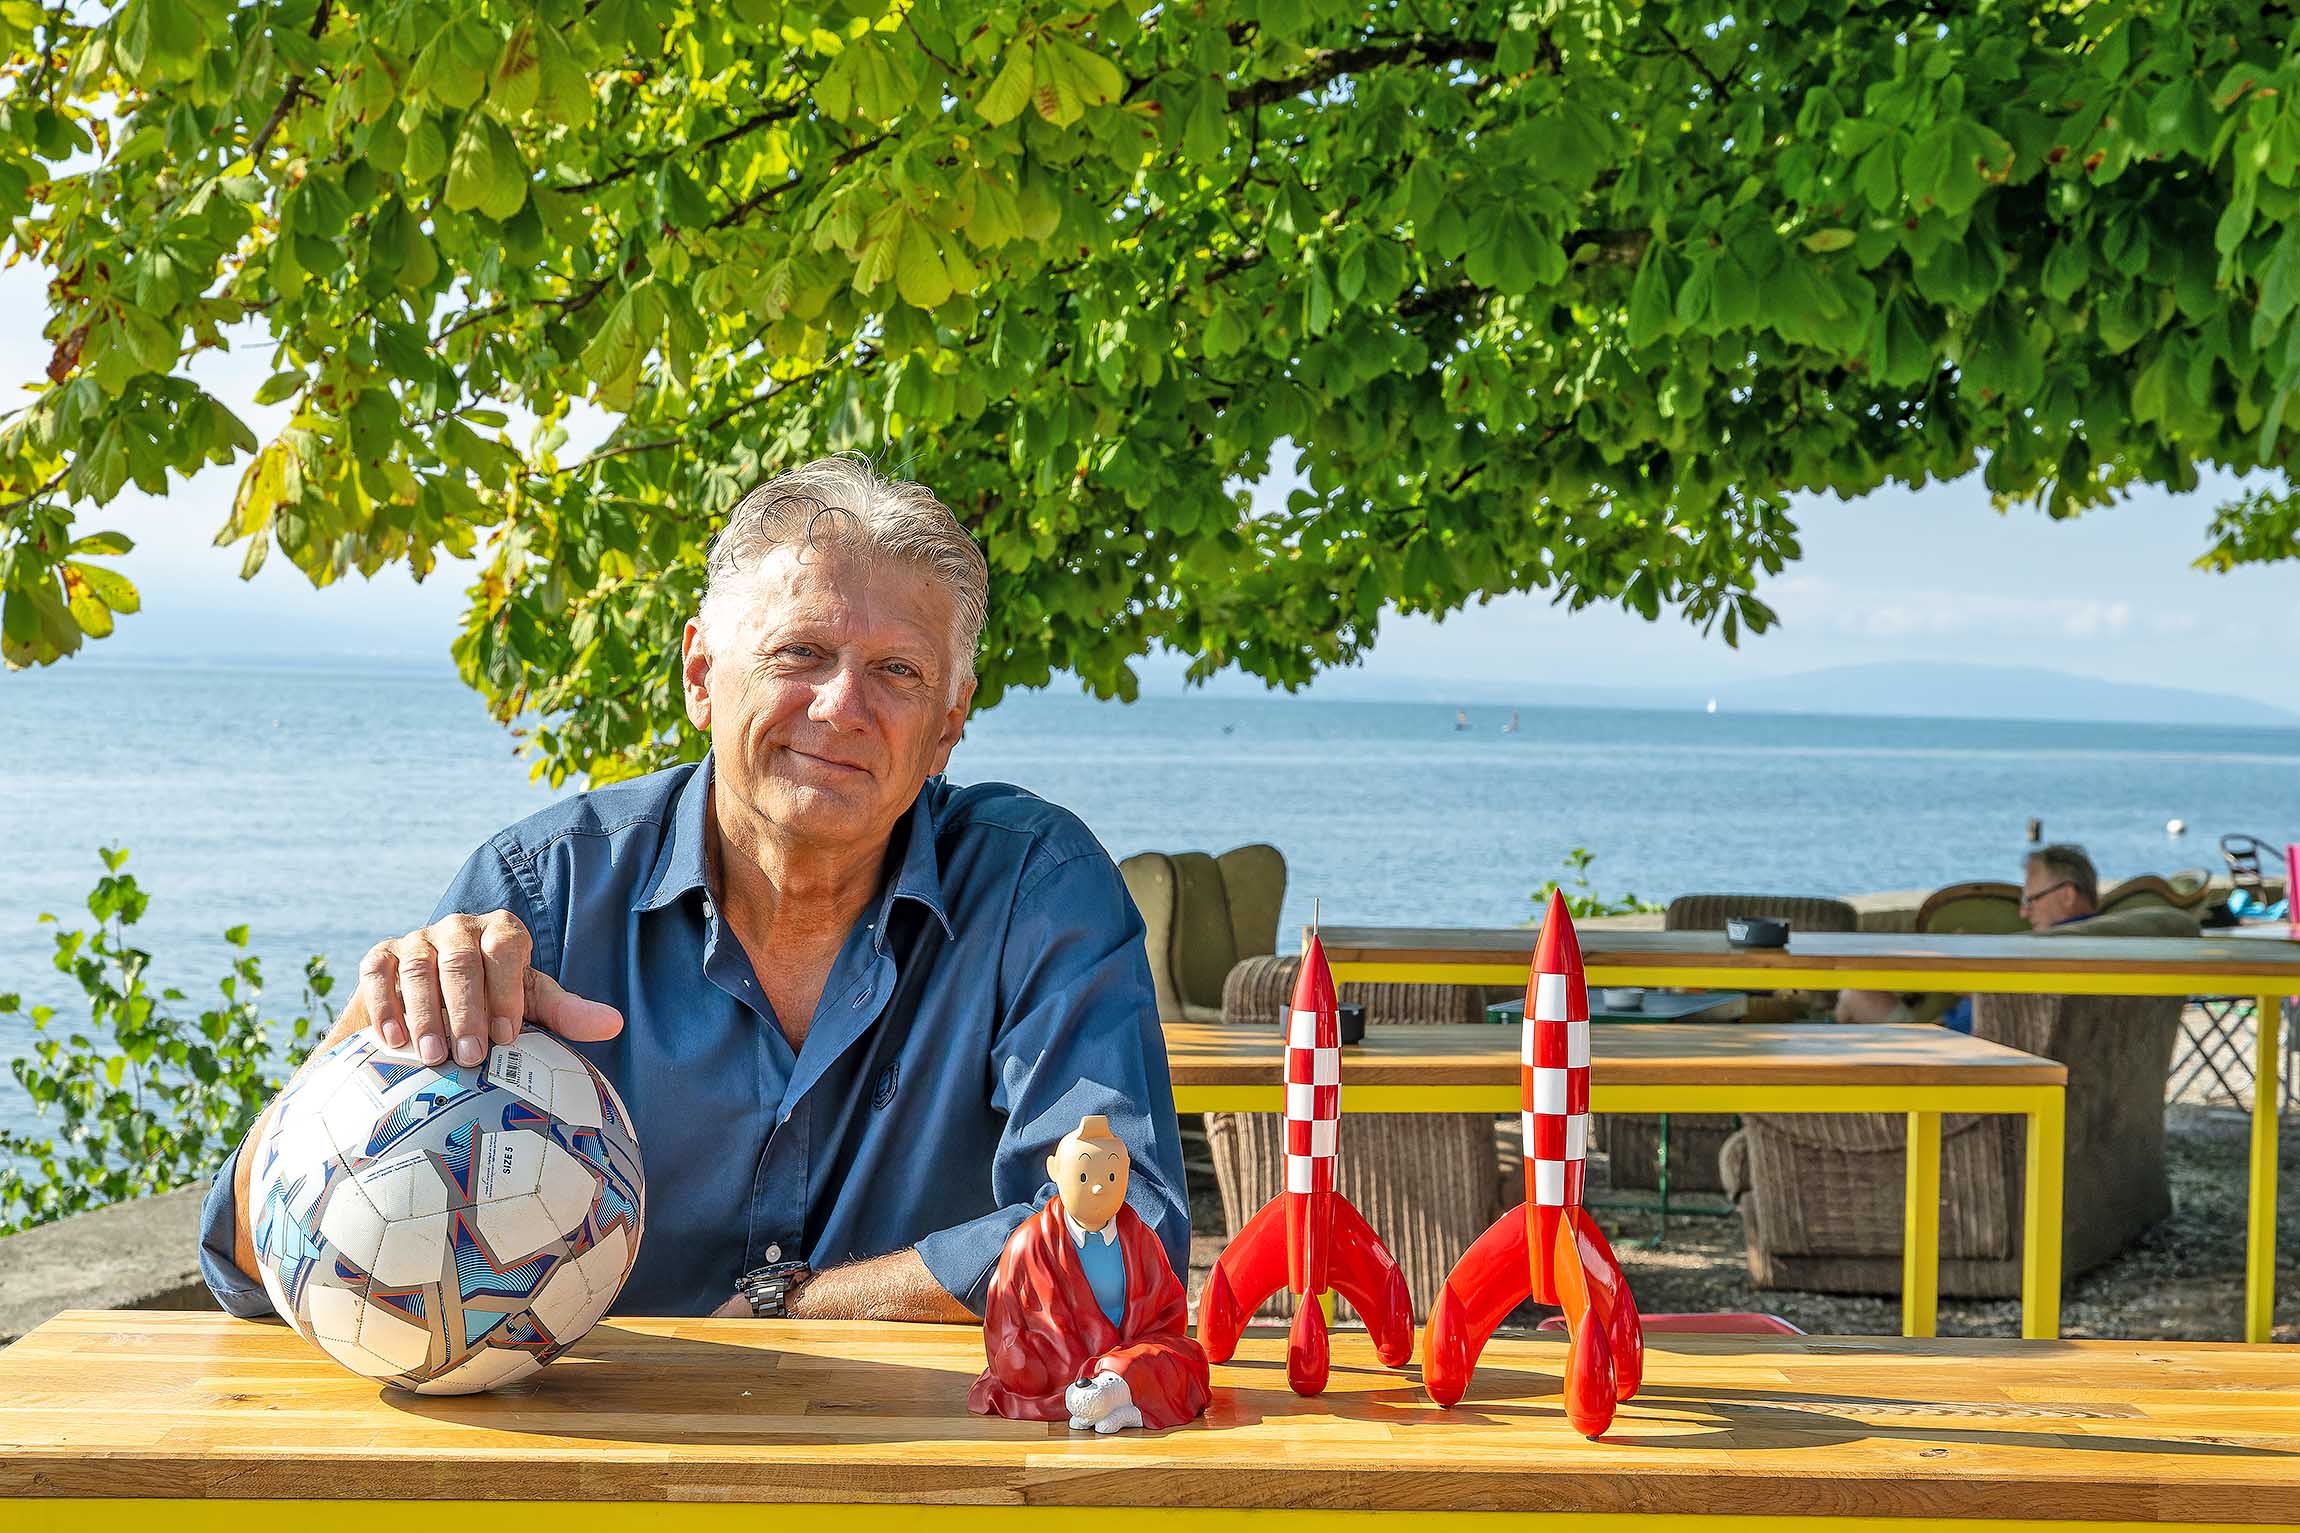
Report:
764,1243,782,1263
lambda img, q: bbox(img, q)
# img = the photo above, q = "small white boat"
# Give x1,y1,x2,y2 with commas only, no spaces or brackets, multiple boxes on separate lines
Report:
1705,697,1718,714
1501,709,1520,734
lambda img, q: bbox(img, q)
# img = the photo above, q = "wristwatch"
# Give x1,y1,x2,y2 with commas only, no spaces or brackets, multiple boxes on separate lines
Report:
736,1258,813,1318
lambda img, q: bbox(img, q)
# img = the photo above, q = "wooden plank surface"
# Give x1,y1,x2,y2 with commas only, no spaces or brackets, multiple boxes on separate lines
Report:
1163,1022,2068,1089
4,1313,2298,1521
1319,925,2300,981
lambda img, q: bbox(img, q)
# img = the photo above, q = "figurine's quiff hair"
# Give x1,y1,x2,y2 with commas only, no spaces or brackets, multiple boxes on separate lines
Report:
702,454,989,693
2025,843,2099,907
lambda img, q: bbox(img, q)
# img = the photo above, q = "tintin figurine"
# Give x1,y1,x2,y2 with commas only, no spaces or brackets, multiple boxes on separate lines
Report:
1195,925,1414,1395
1424,891,1645,1436
968,1114,1210,1432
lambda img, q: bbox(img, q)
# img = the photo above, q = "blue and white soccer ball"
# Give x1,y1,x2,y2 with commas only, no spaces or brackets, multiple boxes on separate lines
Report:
248,1028,644,1394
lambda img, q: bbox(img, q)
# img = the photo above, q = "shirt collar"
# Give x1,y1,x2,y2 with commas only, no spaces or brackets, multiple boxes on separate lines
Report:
630,752,717,913
629,750,955,944
872,782,954,947
1063,1208,1118,1247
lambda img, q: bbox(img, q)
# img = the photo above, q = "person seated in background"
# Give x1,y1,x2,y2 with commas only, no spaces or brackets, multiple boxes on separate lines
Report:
1836,844,2101,1033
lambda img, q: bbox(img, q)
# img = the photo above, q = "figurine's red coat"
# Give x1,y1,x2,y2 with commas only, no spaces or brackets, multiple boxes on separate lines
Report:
968,1201,1211,1428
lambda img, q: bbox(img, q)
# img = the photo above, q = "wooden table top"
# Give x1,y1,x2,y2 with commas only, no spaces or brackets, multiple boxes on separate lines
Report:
1319,924,2300,981
1162,1021,2068,1089
5,1313,2297,1520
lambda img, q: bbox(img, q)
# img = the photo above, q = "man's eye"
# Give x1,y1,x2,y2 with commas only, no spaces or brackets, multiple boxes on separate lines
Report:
883,661,918,678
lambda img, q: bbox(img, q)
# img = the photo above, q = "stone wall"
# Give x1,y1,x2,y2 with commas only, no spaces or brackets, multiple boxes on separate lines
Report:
0,1185,219,1345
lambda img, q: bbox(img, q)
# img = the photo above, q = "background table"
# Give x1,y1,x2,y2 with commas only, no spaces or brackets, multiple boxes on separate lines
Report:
1164,1021,2068,1339
1318,925,2300,1343
1486,988,1749,1023
5,1313,2296,1529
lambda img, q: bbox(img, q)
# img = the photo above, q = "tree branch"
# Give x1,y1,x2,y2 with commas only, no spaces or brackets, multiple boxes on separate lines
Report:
566,353,869,474
564,93,810,196
1227,34,1497,111
900,12,960,79
249,0,334,159
1655,25,1731,104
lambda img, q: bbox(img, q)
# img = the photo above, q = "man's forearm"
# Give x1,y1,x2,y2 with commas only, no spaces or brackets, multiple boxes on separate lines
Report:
230,995,375,1279
714,1247,976,1323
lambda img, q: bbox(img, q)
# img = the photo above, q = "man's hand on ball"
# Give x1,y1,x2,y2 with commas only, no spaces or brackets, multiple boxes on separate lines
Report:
359,910,623,1067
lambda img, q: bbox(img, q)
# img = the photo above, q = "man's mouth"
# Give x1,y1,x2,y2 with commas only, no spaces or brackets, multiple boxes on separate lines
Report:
784,746,870,776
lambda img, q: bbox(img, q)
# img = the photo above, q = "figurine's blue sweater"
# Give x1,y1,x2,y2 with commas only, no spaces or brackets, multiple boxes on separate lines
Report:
1075,1229,1128,1330
197,752,1190,1318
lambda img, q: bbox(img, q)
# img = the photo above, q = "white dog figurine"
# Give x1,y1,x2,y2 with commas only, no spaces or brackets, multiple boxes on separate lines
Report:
1064,1370,1144,1434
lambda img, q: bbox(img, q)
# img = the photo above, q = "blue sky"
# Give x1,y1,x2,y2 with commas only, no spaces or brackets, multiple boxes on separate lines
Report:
4,259,2293,712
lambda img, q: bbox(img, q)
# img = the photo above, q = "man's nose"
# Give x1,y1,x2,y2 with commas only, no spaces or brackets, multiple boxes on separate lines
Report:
807,658,871,728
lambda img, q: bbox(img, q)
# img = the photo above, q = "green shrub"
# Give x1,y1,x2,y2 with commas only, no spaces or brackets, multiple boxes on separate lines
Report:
0,847,334,1235
1531,847,1665,922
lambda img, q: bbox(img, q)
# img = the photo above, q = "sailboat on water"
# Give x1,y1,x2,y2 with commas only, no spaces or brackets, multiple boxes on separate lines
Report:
1501,708,1520,734
1454,708,1470,731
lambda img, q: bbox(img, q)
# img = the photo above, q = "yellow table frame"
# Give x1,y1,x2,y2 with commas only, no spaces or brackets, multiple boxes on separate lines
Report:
1313,953,2288,1342
1174,1075,2064,1343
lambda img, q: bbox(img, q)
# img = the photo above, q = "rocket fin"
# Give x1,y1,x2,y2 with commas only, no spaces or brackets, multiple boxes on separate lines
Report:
1421,1204,1532,1408
1325,1193,1415,1369
1552,1205,1618,1438
1196,1193,1291,1364
1569,1205,1644,1401
1285,1290,1330,1396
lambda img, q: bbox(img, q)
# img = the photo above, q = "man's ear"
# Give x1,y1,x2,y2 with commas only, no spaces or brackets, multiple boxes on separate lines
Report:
928,673,977,776
681,617,713,732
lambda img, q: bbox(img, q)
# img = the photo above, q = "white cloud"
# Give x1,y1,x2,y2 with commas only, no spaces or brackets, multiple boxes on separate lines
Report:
1768,578,2136,641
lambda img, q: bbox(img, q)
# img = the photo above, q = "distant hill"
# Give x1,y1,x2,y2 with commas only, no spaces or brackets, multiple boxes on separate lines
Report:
1150,657,2300,726
1704,661,2300,727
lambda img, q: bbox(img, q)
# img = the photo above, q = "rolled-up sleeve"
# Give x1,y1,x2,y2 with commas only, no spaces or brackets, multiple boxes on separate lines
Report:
194,839,542,1317
197,1139,273,1318
913,849,1188,1314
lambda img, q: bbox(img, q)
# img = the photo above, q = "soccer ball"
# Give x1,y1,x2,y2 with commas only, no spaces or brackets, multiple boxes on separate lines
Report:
248,1028,644,1394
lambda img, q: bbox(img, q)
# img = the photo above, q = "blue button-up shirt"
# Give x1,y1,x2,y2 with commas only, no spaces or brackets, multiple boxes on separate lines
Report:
197,753,1188,1317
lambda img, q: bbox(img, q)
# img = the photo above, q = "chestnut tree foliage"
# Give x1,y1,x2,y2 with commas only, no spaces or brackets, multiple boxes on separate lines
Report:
2,0,2296,782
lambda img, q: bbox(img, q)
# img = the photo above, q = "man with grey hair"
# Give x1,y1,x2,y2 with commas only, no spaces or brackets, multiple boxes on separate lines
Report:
1837,843,2102,1031
197,455,1188,1324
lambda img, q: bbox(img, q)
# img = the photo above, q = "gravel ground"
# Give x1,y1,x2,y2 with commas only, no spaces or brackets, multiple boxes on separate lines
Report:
1182,1102,2300,1342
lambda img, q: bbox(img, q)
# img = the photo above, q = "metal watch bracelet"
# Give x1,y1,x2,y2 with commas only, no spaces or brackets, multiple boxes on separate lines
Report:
736,1258,812,1318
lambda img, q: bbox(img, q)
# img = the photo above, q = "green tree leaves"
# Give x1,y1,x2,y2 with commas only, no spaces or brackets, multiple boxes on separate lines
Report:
0,2,2296,782
444,113,528,220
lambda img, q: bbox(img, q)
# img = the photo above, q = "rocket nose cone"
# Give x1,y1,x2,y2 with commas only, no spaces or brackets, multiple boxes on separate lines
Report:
1534,889,1585,976
1291,930,1339,1015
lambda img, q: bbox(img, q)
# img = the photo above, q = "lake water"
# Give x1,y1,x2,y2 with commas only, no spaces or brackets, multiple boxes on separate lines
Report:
5,659,2296,1145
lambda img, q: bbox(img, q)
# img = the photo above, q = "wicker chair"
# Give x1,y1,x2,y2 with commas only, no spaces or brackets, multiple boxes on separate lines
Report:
1203,953,1495,1323
2099,873,2214,913
1598,893,1860,1195
1719,905,2197,1298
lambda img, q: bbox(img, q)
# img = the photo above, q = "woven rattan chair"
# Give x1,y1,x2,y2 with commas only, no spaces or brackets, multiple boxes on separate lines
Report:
2099,873,2213,913
1598,893,1860,1195
1720,905,2196,1298
1202,953,1495,1323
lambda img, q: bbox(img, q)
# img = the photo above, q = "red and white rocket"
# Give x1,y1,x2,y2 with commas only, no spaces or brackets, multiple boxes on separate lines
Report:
1195,929,1414,1395
1423,891,1644,1435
